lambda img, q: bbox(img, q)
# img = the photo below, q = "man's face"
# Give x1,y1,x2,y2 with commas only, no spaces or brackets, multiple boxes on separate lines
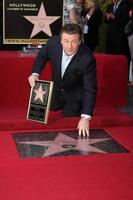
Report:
61,33,81,56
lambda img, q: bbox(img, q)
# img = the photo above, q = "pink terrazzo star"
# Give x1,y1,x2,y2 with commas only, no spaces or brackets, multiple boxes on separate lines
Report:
34,84,46,103
23,2,60,38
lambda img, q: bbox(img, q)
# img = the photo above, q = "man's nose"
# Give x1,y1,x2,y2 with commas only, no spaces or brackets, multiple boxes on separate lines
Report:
68,42,72,48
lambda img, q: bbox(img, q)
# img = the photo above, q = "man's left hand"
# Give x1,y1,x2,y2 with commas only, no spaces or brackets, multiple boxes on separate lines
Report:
77,117,90,137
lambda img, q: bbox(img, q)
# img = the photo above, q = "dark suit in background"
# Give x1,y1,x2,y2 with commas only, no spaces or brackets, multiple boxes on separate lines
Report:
82,7,103,51
105,0,130,57
32,36,97,117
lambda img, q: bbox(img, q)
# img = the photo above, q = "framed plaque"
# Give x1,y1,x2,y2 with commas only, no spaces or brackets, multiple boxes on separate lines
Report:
27,80,54,124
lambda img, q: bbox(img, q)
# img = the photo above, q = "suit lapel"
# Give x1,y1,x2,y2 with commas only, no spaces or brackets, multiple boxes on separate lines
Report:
55,43,63,81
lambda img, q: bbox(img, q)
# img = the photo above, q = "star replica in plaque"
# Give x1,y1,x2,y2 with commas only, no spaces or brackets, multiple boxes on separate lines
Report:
27,80,54,123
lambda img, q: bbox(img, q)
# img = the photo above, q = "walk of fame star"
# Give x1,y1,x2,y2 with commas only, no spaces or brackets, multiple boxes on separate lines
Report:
23,2,60,38
34,84,46,103
13,130,129,158
18,133,109,157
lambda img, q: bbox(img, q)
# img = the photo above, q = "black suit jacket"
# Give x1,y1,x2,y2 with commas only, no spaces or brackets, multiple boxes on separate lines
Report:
82,8,103,51
32,36,97,117
105,1,129,55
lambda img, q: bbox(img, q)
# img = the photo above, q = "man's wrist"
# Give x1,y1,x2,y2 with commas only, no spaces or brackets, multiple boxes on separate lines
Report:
81,114,91,120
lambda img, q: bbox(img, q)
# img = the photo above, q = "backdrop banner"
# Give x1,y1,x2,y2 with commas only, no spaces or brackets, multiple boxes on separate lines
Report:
3,0,63,44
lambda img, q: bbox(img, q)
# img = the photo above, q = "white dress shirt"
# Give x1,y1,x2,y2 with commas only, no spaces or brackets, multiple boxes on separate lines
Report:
113,0,122,13
61,50,75,77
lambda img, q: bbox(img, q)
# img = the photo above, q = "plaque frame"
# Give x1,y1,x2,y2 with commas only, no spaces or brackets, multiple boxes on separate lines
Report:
27,80,54,124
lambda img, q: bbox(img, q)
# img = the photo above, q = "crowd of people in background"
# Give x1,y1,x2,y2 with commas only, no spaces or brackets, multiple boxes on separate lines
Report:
63,0,133,86
63,0,103,51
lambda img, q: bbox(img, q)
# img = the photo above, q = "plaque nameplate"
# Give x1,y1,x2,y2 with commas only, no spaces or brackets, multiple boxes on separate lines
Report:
27,80,54,124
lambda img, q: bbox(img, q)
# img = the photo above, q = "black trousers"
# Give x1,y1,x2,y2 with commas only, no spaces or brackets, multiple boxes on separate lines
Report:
50,86,81,117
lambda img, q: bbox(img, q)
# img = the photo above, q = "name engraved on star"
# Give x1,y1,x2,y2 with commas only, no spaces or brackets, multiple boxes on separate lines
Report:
27,80,54,124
